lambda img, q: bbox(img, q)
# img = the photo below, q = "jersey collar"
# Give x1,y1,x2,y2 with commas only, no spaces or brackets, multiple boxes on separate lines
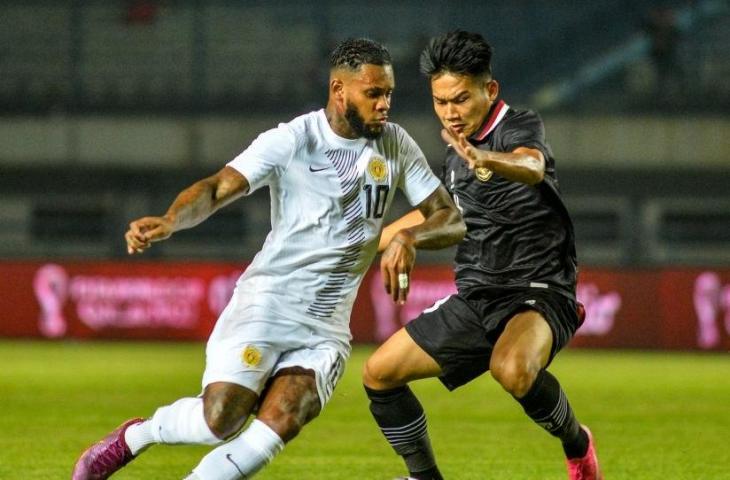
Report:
471,99,510,142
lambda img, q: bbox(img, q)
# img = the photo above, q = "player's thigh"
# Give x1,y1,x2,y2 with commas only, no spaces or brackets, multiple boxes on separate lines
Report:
203,305,299,397
201,325,279,438
256,368,321,442
274,341,348,411
491,288,580,373
363,327,442,389
203,335,279,395
404,292,495,390
490,309,554,374
257,342,347,440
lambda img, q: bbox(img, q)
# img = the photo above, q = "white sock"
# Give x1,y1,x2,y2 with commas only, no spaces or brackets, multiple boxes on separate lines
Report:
192,419,284,480
124,420,156,456
144,397,221,446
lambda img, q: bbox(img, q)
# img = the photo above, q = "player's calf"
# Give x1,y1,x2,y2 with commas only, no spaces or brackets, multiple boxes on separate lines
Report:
365,385,443,480
189,419,284,480
190,368,324,479
514,370,587,453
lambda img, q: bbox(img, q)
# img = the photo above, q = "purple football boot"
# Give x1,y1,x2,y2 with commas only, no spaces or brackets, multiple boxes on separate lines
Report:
72,418,144,480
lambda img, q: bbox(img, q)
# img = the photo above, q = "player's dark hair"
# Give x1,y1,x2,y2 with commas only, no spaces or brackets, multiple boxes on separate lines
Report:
420,30,493,78
329,38,392,71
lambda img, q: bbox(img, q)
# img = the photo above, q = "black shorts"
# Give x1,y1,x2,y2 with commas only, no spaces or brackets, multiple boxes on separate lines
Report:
405,287,580,391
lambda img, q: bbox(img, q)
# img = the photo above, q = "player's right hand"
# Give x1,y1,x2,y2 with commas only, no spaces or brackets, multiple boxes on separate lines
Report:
380,230,416,305
124,216,174,254
440,128,483,170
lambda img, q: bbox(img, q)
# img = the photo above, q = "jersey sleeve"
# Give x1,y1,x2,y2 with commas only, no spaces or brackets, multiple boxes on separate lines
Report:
396,128,441,206
227,125,296,195
500,110,550,159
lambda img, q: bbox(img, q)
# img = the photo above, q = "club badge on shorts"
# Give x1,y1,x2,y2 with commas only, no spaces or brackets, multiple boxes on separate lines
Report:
368,156,388,182
475,167,493,182
241,345,262,367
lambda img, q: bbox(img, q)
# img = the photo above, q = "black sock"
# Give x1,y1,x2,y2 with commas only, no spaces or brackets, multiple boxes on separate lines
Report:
365,385,443,480
515,369,588,459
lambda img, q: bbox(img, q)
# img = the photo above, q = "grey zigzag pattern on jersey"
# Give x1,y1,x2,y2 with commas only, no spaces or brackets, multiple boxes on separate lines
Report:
306,148,366,318
323,353,345,403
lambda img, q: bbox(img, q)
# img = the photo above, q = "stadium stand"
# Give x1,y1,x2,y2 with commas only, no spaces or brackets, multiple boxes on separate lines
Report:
0,0,727,266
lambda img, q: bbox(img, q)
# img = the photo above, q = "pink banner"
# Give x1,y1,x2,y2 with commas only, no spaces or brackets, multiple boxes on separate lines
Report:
3,261,242,340
2,261,729,350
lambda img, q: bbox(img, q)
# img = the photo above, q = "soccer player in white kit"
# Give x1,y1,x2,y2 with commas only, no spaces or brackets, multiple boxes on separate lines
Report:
72,38,465,480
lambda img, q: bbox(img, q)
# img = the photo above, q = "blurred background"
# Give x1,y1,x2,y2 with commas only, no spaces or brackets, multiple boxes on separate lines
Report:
0,0,729,349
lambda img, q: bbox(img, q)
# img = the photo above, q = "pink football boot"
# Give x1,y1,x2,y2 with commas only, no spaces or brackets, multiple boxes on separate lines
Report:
72,418,144,480
566,425,603,480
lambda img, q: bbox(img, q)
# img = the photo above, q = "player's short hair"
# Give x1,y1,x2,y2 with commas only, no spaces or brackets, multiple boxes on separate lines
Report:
329,38,392,71
420,30,493,79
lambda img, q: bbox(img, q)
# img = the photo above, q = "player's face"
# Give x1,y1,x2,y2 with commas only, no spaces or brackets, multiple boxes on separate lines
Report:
430,72,499,138
338,64,394,139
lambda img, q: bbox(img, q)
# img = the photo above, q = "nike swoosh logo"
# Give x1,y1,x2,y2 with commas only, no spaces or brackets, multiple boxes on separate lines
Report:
226,454,246,477
309,165,328,172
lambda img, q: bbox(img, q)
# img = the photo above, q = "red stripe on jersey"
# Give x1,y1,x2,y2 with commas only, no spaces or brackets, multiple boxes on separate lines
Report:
473,99,510,142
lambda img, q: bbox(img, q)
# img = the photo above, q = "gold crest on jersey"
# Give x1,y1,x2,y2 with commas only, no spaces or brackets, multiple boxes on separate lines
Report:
475,167,493,182
368,156,388,182
241,345,262,367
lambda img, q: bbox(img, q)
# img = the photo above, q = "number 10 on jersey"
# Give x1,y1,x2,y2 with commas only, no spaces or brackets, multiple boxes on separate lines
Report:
364,184,389,219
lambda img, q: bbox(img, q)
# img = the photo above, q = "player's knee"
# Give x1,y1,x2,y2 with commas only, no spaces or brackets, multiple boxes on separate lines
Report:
490,353,540,398
203,384,257,440
362,356,381,386
204,406,242,439
362,353,399,389
203,401,249,440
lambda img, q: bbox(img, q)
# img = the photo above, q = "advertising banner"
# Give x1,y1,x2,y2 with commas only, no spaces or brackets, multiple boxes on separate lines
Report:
1,261,729,350
3,261,242,340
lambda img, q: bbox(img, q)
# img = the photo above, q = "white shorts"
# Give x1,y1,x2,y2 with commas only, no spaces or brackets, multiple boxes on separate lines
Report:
202,298,350,408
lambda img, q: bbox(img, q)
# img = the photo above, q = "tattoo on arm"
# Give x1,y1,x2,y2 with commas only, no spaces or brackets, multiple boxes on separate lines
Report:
166,167,248,232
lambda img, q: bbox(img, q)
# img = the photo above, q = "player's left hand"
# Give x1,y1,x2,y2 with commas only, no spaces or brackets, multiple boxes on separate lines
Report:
380,230,416,305
440,128,484,170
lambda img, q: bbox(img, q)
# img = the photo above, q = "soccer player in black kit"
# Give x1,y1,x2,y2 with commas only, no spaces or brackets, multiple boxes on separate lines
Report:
363,31,602,480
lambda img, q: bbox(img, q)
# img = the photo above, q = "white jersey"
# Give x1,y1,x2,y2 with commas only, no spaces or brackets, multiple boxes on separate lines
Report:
226,109,440,342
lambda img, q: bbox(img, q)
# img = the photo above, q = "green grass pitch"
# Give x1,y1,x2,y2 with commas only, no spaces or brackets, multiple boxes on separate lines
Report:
1,340,728,479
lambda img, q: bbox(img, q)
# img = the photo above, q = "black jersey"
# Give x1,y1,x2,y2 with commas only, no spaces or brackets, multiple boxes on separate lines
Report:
441,100,577,300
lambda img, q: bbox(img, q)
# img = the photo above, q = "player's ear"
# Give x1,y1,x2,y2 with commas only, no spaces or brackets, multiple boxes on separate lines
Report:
330,76,348,113
487,79,499,101
330,76,345,101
